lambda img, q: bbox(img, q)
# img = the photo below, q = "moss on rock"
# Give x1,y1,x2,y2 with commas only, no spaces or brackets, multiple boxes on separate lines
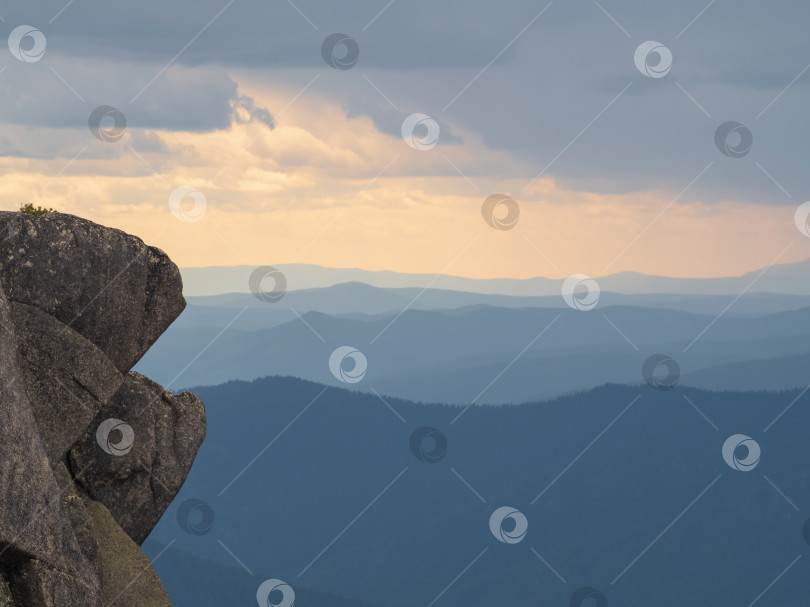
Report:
84,499,171,607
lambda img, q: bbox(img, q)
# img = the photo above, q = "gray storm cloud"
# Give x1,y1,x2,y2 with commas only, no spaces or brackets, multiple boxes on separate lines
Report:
1,0,808,203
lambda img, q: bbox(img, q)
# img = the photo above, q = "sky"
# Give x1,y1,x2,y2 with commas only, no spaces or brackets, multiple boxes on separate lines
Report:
1,0,809,279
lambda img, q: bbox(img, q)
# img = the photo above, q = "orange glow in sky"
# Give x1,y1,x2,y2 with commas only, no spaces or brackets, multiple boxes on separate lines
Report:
1,82,806,280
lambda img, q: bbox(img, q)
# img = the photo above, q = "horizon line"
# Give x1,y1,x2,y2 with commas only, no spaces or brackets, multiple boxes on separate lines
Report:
178,256,810,283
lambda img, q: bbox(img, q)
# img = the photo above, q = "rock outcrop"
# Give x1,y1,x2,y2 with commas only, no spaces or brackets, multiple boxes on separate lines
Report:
0,212,205,606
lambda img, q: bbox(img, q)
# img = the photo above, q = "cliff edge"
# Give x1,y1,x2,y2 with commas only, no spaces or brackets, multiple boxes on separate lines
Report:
0,211,205,606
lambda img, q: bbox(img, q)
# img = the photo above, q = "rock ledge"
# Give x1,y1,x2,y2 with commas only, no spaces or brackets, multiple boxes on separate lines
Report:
0,212,205,606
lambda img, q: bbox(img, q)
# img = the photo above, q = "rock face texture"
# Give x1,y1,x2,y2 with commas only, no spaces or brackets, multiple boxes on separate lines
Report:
0,212,205,606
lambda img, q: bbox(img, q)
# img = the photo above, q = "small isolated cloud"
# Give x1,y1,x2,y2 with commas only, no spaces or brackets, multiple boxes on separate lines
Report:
231,95,274,128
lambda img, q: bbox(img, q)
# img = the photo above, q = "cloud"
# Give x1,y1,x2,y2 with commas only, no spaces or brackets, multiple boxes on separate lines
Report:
1,1,553,69
0,80,806,280
1,0,806,73
231,95,274,128
1,0,809,202
0,57,270,133
0,0,807,281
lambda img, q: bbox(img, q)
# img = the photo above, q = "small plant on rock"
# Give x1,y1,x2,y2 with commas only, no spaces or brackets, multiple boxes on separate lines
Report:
19,203,56,216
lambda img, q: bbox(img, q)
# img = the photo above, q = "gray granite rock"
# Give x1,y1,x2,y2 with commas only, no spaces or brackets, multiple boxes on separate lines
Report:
0,274,99,606
71,372,206,545
0,212,204,606
0,576,12,605
10,300,123,465
0,211,185,373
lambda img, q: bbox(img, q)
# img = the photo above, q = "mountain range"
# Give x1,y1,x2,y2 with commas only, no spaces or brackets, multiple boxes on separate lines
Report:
140,259,810,605
136,303,810,403
144,376,810,607
180,257,810,297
